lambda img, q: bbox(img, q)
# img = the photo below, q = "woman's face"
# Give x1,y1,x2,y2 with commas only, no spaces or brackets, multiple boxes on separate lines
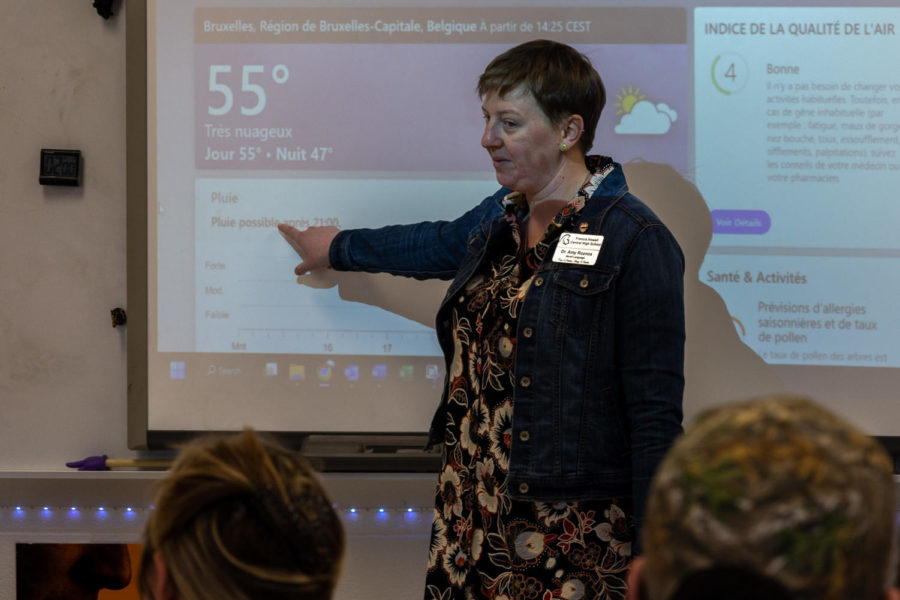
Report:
481,85,566,196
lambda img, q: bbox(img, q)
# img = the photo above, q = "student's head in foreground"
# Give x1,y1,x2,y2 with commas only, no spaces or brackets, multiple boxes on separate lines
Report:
139,429,344,600
628,395,899,600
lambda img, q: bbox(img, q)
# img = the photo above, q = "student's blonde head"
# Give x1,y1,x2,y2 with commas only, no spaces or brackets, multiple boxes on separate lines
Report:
139,429,343,600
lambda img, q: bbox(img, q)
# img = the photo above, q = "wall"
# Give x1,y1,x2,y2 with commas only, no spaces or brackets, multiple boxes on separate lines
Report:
0,3,430,598
0,1,130,470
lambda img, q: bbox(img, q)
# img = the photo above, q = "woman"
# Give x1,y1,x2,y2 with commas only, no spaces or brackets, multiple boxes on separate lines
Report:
280,40,684,600
138,429,344,600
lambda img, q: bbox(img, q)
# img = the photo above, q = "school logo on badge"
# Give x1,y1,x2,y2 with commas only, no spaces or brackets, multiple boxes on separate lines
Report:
552,233,604,265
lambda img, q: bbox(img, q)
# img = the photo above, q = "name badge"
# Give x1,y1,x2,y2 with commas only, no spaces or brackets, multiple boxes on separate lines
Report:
552,233,604,265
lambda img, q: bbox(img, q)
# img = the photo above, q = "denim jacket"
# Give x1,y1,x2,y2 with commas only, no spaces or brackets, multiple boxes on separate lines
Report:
329,161,685,547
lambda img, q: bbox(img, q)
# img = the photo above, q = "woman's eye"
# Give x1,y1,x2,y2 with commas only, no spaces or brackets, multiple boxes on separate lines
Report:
503,120,517,129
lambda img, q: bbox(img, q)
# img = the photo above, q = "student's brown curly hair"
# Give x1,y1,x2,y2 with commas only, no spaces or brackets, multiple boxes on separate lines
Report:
139,429,344,600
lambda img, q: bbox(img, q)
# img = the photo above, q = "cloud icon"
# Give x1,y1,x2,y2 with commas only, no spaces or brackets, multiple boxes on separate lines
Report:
614,100,678,135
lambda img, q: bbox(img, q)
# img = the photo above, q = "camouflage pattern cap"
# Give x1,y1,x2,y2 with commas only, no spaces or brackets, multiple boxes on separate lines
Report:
642,395,896,600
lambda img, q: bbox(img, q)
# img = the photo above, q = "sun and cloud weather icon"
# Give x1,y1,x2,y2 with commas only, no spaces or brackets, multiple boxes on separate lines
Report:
613,85,677,135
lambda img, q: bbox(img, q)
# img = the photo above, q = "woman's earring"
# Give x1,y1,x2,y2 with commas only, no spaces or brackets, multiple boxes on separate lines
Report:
560,142,568,152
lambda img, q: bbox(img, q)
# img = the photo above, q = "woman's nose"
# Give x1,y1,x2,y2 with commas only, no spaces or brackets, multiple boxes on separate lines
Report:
481,122,499,149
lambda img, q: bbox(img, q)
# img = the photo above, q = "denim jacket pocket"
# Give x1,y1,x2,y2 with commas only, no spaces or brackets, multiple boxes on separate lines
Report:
549,267,617,338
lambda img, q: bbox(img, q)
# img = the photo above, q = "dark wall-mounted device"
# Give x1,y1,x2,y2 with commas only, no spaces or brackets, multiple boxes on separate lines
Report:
39,149,81,186
94,0,115,19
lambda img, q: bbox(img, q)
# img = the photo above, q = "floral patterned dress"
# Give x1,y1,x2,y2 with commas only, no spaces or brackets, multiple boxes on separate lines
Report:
425,160,633,600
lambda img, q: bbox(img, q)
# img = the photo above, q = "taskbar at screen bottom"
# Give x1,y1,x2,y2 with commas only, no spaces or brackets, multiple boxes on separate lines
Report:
149,352,446,435
159,352,445,388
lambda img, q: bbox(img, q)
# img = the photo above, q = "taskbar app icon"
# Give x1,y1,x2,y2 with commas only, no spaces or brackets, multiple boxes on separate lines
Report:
270,358,442,386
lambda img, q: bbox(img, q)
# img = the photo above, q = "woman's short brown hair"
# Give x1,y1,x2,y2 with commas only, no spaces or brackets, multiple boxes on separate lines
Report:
477,39,606,152
139,429,344,600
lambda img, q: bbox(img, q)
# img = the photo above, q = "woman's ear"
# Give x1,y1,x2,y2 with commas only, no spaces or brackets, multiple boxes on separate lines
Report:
150,553,178,600
561,114,585,149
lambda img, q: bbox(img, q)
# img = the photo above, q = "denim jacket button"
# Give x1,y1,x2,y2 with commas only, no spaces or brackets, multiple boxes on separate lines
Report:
518,482,530,494
579,275,590,288
522,327,533,338
519,376,531,387
534,276,544,287
519,430,530,442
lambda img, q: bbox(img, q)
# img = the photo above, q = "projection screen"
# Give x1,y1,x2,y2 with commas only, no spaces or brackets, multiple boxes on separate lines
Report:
128,0,900,452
